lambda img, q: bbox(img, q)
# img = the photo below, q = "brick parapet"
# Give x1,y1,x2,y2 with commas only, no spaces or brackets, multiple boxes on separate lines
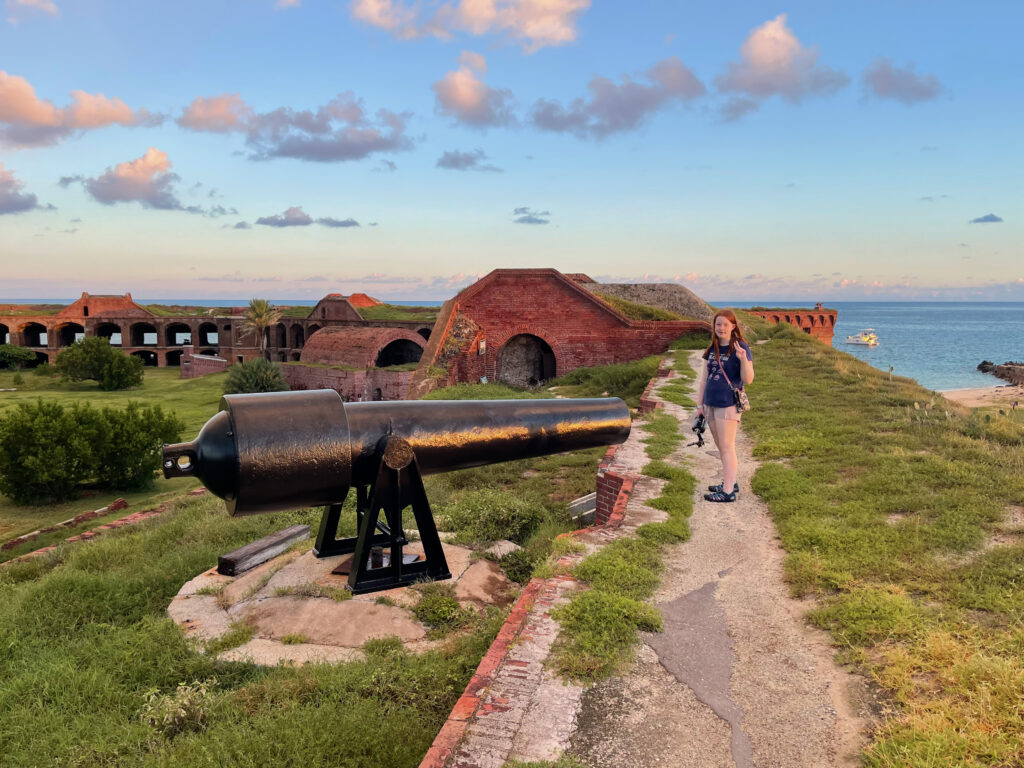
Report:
748,306,837,346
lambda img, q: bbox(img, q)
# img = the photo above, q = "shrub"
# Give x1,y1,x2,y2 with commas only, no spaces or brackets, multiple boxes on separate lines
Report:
0,399,184,503
99,350,145,390
0,344,35,369
55,337,144,390
412,583,472,633
224,358,289,395
94,402,184,489
440,487,545,544
12,372,23,386
141,678,217,739
32,362,54,377
0,400,102,504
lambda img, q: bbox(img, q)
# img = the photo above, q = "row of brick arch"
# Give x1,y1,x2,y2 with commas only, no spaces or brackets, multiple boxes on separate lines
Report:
0,320,224,348
764,313,835,327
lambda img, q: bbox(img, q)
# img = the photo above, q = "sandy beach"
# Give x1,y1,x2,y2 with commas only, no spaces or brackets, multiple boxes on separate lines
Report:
939,384,1024,409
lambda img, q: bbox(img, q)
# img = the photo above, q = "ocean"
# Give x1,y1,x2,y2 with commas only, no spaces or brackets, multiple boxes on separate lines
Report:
728,301,1024,391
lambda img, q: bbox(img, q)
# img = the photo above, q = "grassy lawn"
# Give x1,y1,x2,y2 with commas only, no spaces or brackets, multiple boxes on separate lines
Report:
357,304,439,323
743,323,1024,767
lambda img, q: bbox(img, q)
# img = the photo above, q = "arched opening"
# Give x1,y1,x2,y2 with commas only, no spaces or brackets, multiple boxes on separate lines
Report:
132,350,158,366
770,315,780,324
1,323,10,345
290,351,301,361
57,323,85,347
829,316,836,326
166,349,184,366
166,323,192,346
130,322,158,347
784,315,792,323
498,334,556,387
95,323,122,346
307,324,321,337
273,323,287,349
794,314,802,324
807,315,816,326
373,388,383,401
280,353,288,362
804,328,811,334
21,322,47,347
818,315,826,325
290,325,305,349
417,327,431,340
200,348,218,356
198,323,218,347
375,338,423,367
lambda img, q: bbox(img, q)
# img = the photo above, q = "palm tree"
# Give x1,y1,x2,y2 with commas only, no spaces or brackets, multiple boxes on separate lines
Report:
242,298,281,359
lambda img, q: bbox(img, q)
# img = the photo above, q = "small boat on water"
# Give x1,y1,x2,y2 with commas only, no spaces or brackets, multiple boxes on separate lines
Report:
845,328,879,346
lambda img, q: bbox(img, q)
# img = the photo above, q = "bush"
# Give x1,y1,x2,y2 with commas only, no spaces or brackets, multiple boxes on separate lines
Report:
0,344,35,369
141,678,217,739
0,399,184,504
55,337,144,390
0,400,102,504
440,487,545,544
224,358,289,395
32,362,54,377
94,402,184,489
12,373,23,386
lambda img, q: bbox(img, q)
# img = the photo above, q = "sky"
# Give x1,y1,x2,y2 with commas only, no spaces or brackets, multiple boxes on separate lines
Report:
1,0,1021,302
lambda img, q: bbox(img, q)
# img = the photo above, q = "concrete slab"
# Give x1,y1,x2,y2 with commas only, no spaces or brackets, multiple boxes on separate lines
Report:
454,559,516,608
236,596,428,645
167,594,233,641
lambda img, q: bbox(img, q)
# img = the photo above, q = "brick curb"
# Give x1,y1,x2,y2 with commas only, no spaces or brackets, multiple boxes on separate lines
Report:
0,488,206,568
419,576,547,768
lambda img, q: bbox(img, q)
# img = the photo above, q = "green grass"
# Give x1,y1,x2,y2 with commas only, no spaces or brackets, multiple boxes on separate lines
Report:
423,382,552,400
548,356,660,408
357,304,439,323
0,492,505,768
741,323,1024,766
143,304,236,318
592,294,685,321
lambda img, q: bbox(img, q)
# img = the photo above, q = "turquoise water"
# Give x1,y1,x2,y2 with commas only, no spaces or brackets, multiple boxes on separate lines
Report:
728,301,1024,391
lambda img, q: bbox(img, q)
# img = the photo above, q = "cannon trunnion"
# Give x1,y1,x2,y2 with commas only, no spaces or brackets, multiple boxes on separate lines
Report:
163,390,630,593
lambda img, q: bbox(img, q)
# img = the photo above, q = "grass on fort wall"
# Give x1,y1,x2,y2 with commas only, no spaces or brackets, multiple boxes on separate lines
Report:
357,304,440,323
0,368,225,544
740,323,1024,767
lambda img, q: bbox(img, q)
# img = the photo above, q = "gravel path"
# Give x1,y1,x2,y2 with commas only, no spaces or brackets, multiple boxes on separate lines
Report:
569,351,872,768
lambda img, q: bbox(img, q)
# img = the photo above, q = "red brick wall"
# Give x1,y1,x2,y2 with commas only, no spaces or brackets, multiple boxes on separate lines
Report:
453,270,707,382
180,347,228,378
281,364,413,401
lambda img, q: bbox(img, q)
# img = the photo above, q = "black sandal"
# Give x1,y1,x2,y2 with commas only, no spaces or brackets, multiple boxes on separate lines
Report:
704,489,737,503
708,482,739,494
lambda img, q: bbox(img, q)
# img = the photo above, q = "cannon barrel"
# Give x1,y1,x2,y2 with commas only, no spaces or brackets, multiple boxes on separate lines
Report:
163,390,630,516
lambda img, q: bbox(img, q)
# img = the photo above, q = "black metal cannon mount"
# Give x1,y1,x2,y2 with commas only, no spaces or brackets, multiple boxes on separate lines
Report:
162,390,631,593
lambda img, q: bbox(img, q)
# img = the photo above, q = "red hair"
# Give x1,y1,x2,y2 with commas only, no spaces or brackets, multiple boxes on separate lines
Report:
703,309,746,365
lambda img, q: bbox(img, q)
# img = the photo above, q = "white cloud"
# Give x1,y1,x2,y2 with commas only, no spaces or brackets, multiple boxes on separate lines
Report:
715,14,848,118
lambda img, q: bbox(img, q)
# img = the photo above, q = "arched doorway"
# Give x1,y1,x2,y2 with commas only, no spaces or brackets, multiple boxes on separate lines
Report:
166,323,192,346
497,334,556,387
198,323,218,347
21,322,47,347
375,339,423,367
25,351,49,368
273,323,287,349
0,323,9,345
131,350,158,366
130,322,158,347
95,323,122,345
166,349,184,366
289,324,305,349
57,323,85,347
417,327,431,340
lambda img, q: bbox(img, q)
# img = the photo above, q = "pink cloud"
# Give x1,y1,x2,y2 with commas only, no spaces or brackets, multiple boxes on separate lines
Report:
6,0,58,24
177,94,253,132
0,71,158,147
432,52,515,128
351,0,589,53
84,148,182,209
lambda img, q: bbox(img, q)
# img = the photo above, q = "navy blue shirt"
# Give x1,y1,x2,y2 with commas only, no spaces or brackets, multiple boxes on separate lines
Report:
702,342,752,407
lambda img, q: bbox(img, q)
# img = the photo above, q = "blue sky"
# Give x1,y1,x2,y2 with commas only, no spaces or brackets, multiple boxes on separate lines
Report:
1,0,1021,301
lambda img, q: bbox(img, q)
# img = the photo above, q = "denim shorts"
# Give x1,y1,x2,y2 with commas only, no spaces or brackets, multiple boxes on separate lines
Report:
705,405,742,422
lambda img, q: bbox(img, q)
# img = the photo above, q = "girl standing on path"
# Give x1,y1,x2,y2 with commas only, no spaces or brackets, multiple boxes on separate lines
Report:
695,310,754,503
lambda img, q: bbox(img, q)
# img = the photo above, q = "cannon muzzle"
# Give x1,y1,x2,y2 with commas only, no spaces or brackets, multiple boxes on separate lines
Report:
163,390,630,516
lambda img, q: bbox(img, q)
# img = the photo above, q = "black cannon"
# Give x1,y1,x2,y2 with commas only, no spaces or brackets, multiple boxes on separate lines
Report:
162,390,630,593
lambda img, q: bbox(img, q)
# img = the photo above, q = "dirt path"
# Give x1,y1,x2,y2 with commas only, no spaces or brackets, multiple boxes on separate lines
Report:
569,350,872,768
